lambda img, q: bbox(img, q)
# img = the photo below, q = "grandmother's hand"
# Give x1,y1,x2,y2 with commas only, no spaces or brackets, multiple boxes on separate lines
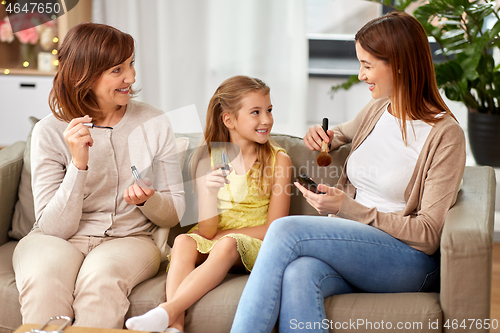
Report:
294,181,345,215
304,124,333,151
64,115,94,170
123,179,155,206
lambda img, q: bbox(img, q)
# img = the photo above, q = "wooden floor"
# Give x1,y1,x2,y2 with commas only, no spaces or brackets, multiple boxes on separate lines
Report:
492,243,500,331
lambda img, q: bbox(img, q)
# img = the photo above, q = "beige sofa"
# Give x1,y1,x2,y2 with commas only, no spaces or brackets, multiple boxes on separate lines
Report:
0,126,496,333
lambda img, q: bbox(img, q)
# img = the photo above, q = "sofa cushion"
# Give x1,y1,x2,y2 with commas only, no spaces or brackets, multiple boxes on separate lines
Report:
126,261,168,319
129,269,441,333
0,241,22,333
0,236,444,333
184,274,249,333
324,292,442,332
9,117,38,240
0,142,26,246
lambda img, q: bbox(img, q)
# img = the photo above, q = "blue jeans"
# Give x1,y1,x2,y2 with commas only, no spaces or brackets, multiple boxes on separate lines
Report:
230,216,439,333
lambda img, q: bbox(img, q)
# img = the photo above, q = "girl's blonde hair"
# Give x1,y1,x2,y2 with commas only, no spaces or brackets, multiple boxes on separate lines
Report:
191,75,279,195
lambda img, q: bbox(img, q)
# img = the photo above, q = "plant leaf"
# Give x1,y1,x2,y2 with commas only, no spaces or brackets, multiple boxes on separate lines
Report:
330,75,361,98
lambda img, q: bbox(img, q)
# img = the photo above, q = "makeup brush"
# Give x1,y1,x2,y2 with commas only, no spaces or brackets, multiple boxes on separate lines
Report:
316,118,332,167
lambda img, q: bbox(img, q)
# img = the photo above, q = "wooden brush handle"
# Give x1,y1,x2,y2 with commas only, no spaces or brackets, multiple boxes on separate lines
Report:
321,141,329,153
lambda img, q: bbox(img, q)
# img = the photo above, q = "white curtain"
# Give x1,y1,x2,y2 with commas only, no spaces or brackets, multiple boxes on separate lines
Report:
92,0,308,136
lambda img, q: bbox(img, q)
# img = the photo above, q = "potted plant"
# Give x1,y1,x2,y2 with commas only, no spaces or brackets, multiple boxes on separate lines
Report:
333,0,500,167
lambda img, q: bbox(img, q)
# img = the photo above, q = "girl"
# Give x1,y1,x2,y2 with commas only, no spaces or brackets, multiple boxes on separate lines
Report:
231,12,466,333
126,75,292,332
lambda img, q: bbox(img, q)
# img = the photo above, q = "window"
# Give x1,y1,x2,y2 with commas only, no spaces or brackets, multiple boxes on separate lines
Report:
306,0,384,77
307,0,382,35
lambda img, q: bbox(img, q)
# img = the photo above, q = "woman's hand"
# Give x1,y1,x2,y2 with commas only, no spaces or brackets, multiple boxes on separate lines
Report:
63,115,94,170
205,163,232,195
294,181,345,215
304,124,333,151
123,178,155,206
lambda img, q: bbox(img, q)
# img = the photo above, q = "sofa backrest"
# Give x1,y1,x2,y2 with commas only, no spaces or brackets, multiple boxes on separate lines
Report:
168,133,351,246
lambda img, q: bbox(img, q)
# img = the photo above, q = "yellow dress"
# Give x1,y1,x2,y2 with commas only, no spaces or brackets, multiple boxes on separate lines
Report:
186,146,285,272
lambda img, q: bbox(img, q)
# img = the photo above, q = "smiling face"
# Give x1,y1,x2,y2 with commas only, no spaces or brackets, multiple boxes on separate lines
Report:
91,54,136,112
356,42,394,100
225,91,273,145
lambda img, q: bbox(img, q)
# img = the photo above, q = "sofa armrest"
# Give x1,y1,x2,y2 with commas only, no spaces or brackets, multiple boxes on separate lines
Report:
440,166,496,332
0,141,26,247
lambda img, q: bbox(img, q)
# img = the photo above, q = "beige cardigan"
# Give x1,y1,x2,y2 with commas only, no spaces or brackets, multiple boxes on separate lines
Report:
331,98,466,255
31,100,185,241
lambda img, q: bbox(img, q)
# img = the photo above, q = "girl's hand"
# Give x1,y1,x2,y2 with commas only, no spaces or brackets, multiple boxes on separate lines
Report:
211,229,233,241
294,181,345,215
123,178,155,206
64,115,94,170
205,164,232,195
304,124,333,152
190,229,230,241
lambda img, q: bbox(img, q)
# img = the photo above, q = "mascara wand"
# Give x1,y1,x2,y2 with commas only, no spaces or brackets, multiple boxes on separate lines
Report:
316,118,332,167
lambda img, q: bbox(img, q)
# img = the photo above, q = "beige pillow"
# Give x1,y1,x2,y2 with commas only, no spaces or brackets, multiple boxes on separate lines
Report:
0,141,26,245
9,117,39,240
175,137,189,171
152,136,190,261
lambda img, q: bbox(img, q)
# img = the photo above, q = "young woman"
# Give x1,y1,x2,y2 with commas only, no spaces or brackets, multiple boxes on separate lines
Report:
231,12,466,333
12,23,185,328
126,75,292,332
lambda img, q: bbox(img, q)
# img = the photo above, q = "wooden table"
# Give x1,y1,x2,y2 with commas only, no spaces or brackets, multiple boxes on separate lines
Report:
15,324,149,333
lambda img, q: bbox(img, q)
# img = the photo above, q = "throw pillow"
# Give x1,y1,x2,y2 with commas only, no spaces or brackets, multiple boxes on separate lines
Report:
0,141,26,245
152,136,190,261
9,117,39,240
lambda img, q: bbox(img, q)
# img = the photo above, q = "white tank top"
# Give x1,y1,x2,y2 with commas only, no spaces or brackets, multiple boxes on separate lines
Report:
346,107,434,213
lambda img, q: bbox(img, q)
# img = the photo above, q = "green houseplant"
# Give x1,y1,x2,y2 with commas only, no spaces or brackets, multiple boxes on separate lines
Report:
333,0,500,166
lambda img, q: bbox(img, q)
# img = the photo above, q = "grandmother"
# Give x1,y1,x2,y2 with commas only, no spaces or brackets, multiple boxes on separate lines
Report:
13,23,185,329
